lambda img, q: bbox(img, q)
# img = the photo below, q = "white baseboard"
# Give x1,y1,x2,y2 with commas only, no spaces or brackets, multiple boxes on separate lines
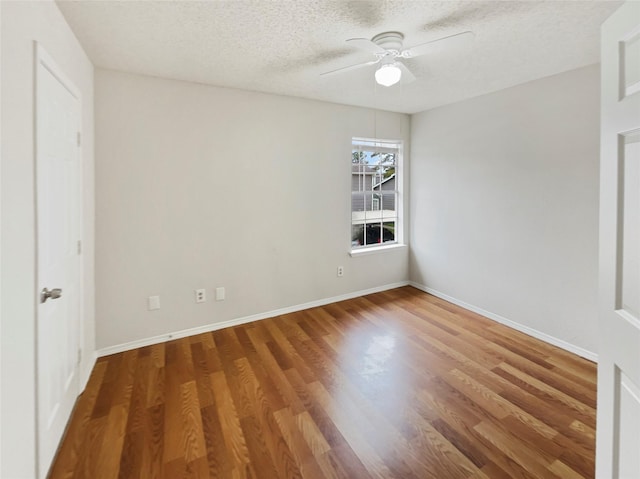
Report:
97,281,411,357
409,282,598,363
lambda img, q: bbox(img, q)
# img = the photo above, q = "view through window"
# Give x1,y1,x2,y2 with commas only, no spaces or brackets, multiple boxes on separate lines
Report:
351,138,401,249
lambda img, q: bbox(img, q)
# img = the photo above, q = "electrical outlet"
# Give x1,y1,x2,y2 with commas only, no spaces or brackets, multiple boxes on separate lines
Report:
337,266,344,277
195,289,206,303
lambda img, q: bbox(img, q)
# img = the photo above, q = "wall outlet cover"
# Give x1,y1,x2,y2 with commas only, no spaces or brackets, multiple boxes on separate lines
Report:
195,289,206,303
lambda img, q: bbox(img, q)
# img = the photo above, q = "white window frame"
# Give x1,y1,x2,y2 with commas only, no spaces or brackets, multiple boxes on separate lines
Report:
350,137,403,255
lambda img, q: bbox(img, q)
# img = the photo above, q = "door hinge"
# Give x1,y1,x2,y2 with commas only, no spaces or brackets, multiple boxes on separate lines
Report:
77,132,81,147
77,348,82,364
77,240,82,255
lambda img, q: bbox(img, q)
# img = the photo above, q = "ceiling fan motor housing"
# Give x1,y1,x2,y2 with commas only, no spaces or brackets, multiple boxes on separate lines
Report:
372,32,404,57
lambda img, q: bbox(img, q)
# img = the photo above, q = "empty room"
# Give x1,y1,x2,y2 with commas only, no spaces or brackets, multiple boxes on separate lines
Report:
1,0,639,478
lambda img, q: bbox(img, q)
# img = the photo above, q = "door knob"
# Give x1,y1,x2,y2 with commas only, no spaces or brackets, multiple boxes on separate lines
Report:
41,287,62,303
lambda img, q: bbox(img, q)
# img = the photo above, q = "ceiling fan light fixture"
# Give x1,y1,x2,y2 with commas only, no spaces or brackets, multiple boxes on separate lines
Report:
375,63,402,87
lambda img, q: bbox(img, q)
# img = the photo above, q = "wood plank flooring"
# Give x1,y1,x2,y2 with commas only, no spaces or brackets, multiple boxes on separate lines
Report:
48,286,597,479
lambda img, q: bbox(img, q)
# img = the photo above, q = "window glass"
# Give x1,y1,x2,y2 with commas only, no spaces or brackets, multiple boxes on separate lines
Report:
351,139,400,249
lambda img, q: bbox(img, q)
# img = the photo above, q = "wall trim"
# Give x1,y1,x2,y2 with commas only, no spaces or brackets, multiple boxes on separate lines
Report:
409,281,598,363
97,281,411,357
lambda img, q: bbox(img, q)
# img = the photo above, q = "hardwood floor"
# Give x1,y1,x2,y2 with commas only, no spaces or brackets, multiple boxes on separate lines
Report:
49,286,597,479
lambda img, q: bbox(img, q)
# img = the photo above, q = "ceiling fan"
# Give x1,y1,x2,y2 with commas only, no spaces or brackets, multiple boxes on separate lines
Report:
321,30,474,87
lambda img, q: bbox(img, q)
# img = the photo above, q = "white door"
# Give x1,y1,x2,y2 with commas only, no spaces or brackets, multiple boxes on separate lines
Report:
596,3,640,479
35,45,82,478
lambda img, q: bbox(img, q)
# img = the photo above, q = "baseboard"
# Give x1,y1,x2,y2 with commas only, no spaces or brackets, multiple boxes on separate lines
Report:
97,281,411,357
409,282,598,363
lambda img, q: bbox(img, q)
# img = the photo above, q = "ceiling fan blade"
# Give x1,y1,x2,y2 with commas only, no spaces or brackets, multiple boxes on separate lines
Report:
346,37,387,55
397,62,416,83
402,31,474,58
320,58,380,77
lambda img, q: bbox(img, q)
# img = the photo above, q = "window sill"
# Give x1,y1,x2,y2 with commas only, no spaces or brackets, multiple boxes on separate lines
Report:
349,243,407,257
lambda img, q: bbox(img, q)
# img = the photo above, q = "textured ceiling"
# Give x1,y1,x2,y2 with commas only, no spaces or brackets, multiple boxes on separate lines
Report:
57,0,621,114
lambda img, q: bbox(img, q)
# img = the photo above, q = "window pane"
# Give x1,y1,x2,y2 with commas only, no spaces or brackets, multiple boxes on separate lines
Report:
382,221,396,243
364,222,381,246
374,173,396,193
351,224,364,248
372,169,385,191
351,192,365,212
380,191,396,215
352,150,366,165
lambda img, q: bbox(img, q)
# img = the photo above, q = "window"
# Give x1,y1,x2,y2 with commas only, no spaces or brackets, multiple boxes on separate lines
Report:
351,138,401,250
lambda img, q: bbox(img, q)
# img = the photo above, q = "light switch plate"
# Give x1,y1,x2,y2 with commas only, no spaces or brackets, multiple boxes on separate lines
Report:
148,295,160,311
216,287,225,301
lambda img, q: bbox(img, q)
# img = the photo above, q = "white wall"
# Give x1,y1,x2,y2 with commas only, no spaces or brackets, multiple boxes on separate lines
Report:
0,1,95,477
409,64,600,357
95,69,410,350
